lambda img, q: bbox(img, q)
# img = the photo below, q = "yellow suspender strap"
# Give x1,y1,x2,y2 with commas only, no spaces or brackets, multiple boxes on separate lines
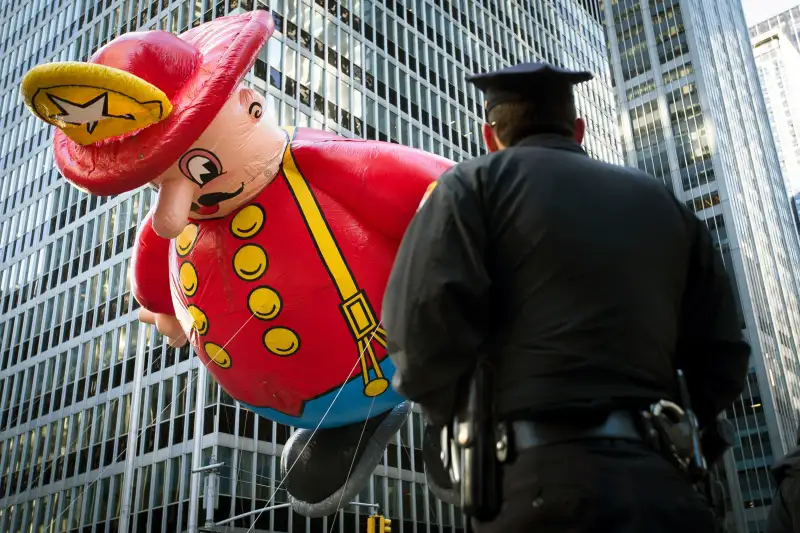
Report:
279,127,389,396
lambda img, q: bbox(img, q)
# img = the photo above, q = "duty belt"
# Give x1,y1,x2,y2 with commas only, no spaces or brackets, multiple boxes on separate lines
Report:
510,411,642,451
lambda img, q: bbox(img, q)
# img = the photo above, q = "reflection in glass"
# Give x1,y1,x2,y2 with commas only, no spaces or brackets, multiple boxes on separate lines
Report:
255,453,271,500
310,11,323,42
168,456,181,504
218,446,233,495
285,46,297,81
268,39,282,70
340,80,351,112
284,103,297,126
301,1,311,33
326,71,337,102
300,56,311,86
237,450,253,497
339,29,349,58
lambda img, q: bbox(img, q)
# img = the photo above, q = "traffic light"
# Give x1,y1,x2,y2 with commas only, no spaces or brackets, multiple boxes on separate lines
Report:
366,515,391,533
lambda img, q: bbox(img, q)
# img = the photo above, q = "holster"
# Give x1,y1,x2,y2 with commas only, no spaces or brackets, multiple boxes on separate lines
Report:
698,419,735,532
637,370,710,483
441,359,504,522
637,399,708,483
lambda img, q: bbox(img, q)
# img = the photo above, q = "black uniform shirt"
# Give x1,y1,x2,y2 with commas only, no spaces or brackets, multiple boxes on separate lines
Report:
382,134,750,427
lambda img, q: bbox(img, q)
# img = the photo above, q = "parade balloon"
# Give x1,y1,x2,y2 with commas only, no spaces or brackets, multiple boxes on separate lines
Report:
20,10,459,517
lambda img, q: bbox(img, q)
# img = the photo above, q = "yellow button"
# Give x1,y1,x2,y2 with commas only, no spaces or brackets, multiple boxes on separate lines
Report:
179,262,198,297
232,244,268,281
204,342,231,369
187,305,209,335
263,327,300,356
248,287,282,320
175,223,199,257
231,205,266,239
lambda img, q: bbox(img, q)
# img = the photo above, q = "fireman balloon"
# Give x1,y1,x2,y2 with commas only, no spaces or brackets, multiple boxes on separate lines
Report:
21,10,457,517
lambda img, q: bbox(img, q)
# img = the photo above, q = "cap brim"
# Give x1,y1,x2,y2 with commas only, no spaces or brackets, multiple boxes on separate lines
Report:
466,63,594,92
22,62,174,146
53,11,274,196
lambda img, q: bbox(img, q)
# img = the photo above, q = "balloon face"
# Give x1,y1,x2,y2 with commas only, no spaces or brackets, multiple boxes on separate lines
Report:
147,86,289,239
161,89,278,218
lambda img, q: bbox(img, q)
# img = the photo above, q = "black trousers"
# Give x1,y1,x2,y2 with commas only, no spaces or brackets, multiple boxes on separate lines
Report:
472,439,717,533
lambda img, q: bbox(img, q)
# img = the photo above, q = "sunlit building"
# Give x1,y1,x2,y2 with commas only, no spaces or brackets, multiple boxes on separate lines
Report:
752,26,800,231
604,1,800,532
750,4,800,52
751,26,800,233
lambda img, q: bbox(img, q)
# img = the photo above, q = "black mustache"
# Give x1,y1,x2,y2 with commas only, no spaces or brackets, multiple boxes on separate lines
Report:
196,183,245,206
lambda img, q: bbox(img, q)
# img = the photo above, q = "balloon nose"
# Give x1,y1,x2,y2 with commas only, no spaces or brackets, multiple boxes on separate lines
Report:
151,178,196,239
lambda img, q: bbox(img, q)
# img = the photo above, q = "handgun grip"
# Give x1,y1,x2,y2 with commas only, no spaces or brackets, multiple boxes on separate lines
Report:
459,361,502,522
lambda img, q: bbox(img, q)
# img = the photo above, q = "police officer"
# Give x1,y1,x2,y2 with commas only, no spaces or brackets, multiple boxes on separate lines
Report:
382,62,751,532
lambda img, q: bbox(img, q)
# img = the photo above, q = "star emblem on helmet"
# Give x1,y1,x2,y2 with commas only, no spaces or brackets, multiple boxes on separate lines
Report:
46,92,135,134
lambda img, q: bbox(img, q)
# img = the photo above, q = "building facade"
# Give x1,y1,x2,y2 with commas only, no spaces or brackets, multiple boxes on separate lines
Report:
750,4,800,55
604,0,800,532
0,0,622,532
751,27,800,232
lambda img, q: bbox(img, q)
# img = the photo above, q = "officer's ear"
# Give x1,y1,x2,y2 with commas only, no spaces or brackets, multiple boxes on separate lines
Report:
482,123,503,153
573,117,586,145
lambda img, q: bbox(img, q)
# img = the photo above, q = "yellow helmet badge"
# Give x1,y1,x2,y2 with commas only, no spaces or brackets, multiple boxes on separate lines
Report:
21,62,173,146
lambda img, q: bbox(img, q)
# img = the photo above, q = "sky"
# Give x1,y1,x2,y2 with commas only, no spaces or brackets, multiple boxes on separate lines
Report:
742,0,800,26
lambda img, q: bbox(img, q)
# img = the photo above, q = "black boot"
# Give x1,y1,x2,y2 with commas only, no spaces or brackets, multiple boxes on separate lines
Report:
421,423,460,506
281,401,410,517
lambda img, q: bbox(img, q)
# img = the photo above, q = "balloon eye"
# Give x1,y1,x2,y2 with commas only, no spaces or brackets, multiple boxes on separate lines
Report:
178,149,225,187
248,102,263,119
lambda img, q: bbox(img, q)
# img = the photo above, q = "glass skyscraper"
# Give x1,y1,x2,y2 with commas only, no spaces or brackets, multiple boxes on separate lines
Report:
0,0,622,532
751,26,800,232
750,15,800,231
604,0,800,532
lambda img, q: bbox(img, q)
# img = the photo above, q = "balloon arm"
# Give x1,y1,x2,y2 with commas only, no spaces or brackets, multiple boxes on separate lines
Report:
293,139,454,242
131,209,176,316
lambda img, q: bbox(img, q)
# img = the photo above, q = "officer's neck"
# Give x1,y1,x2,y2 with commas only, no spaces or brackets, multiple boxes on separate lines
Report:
483,120,585,153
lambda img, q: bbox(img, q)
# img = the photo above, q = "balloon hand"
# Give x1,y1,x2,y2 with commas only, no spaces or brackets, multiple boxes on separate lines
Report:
138,308,188,347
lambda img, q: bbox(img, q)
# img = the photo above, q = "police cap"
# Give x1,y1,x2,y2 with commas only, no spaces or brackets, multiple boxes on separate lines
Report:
466,62,593,115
